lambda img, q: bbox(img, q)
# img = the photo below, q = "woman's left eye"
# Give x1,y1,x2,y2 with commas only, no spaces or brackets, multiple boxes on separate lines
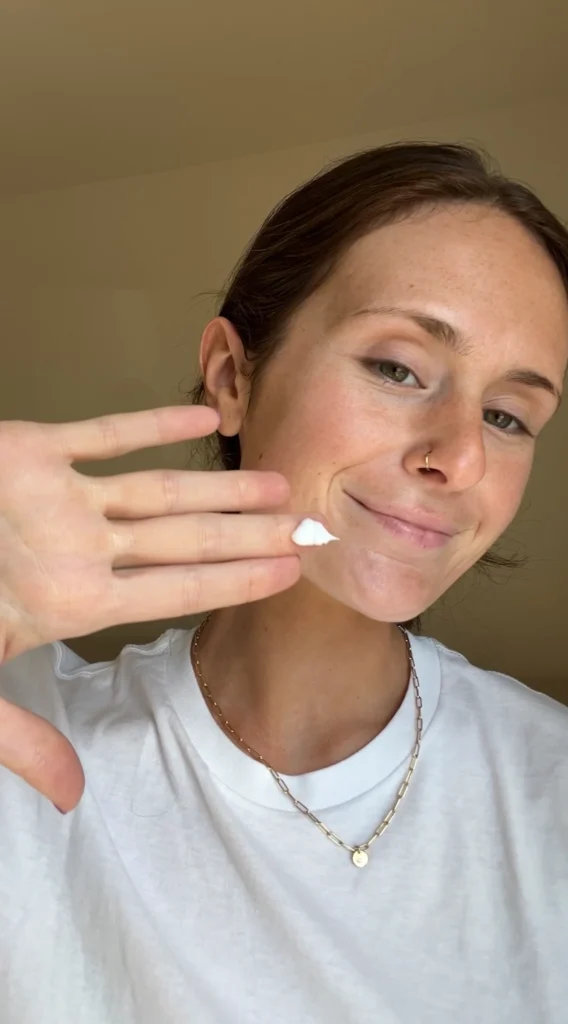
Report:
366,359,420,387
484,409,528,434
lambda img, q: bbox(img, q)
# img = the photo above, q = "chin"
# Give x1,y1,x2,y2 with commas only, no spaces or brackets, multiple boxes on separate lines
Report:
302,543,445,624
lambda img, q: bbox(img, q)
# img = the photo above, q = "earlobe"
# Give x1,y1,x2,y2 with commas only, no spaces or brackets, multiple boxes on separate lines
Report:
199,317,250,437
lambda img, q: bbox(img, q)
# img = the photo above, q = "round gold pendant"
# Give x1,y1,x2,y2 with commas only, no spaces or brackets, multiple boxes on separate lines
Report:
352,848,369,868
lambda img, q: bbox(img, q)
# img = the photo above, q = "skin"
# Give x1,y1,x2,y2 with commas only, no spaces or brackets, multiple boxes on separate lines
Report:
197,203,568,775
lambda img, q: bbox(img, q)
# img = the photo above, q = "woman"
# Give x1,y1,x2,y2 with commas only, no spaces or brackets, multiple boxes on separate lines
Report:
0,142,567,1023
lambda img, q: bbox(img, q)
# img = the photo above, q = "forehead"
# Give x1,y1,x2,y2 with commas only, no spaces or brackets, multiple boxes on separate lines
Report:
322,204,568,363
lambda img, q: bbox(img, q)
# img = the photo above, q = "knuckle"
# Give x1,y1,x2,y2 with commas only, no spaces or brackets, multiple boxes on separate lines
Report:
109,522,134,560
181,569,203,613
160,469,180,515
196,516,224,560
231,472,249,508
82,472,103,511
27,724,68,778
152,408,170,447
275,517,292,550
28,739,49,773
97,416,121,458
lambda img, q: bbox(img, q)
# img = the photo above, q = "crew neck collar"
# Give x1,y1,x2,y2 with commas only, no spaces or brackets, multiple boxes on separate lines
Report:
165,627,441,812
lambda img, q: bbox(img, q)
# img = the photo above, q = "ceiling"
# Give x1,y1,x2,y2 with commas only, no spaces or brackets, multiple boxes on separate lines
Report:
0,0,566,195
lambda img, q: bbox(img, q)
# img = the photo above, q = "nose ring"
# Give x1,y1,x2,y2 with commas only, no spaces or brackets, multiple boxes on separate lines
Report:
424,450,432,472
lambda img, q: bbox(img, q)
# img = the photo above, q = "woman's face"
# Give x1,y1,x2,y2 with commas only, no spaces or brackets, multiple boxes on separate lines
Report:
232,204,568,622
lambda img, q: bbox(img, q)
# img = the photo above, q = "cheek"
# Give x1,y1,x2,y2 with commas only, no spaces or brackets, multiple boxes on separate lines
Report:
284,369,392,456
248,372,363,474
481,458,532,538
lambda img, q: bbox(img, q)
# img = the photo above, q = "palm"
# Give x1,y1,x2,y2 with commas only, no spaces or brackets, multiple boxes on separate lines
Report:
0,407,304,809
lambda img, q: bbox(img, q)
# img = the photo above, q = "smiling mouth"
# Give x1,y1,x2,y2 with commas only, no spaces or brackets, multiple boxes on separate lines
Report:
348,496,456,550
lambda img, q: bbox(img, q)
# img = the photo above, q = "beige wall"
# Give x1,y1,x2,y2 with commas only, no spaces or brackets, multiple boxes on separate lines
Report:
2,93,568,702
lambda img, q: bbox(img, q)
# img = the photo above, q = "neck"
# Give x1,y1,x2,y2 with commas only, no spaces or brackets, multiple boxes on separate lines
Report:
193,581,411,775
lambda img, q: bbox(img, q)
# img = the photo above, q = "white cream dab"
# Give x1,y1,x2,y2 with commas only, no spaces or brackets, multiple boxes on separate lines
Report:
291,518,339,547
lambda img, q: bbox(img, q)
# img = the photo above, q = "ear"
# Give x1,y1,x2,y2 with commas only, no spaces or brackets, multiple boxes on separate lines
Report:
199,317,251,437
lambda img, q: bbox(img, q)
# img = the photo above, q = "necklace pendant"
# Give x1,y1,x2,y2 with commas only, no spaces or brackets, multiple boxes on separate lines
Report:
352,848,369,868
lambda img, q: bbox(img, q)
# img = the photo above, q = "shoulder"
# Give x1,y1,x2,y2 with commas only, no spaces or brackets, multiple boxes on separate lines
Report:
432,635,568,725
0,629,191,820
427,635,568,780
0,630,184,743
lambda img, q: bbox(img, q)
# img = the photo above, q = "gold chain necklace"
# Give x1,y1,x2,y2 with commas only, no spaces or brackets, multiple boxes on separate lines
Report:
191,618,423,868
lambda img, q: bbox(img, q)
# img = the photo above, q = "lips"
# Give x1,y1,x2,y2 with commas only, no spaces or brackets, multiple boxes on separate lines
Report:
348,494,458,549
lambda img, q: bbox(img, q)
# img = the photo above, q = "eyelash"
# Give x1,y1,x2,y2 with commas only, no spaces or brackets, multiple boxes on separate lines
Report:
366,359,532,437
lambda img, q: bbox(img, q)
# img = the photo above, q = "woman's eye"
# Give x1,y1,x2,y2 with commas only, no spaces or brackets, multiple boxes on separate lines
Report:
484,409,528,434
363,359,532,435
371,360,420,387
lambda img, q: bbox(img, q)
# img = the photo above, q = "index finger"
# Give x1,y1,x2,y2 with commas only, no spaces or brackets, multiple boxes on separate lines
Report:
49,406,221,463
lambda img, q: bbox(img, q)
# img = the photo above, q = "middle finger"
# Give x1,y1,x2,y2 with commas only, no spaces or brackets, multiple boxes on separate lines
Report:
110,512,312,567
94,469,291,518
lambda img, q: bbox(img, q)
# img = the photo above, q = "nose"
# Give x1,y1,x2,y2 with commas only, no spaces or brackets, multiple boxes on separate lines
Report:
405,406,486,492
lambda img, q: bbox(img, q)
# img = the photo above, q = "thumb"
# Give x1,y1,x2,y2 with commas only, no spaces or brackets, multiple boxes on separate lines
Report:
0,696,85,810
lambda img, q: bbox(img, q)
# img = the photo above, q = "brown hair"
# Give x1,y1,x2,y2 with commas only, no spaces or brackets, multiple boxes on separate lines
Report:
189,141,568,589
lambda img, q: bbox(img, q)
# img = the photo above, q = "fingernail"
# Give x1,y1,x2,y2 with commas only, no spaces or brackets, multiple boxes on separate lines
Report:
53,804,68,815
291,518,339,547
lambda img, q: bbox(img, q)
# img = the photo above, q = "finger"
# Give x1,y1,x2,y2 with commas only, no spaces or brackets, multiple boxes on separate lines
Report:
108,556,302,624
111,513,310,567
96,469,291,519
0,696,85,810
49,406,220,463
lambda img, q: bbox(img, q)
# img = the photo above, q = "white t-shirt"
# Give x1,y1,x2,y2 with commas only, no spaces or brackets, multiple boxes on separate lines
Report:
0,626,567,1024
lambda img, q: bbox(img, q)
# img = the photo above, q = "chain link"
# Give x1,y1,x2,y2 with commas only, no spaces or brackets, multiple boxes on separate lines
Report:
191,618,423,865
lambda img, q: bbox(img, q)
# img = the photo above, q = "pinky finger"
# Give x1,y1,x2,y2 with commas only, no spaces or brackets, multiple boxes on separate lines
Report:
109,556,302,625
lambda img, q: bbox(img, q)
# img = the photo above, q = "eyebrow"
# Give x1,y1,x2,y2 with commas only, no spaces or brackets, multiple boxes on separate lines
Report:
352,304,562,405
